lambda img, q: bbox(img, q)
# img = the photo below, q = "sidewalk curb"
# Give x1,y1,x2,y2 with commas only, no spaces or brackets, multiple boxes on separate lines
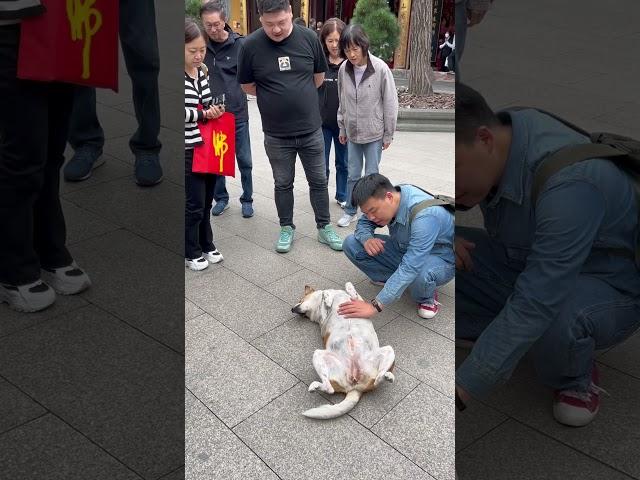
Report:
397,108,455,132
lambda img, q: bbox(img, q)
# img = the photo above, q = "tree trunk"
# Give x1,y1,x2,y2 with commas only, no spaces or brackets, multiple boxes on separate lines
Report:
408,0,434,95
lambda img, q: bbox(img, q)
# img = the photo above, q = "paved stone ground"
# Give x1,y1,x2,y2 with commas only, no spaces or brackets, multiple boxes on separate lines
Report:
456,1,640,478
185,99,455,480
0,2,185,479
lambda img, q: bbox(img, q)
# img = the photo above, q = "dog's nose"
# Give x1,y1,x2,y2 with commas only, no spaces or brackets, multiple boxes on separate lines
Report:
292,304,302,314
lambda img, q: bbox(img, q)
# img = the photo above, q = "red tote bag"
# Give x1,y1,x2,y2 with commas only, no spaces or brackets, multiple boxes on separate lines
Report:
17,0,119,90
192,111,236,176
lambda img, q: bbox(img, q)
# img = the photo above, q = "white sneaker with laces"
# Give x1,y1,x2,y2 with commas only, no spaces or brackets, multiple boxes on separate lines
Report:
337,213,357,227
203,250,223,264
41,261,91,295
0,280,56,312
418,292,440,319
185,257,209,271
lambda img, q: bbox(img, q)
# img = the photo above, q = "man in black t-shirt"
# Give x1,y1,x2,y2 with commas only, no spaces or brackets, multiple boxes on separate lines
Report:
237,0,343,254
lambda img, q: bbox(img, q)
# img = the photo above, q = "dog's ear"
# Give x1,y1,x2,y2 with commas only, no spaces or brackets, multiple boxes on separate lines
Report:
322,291,334,309
304,285,315,296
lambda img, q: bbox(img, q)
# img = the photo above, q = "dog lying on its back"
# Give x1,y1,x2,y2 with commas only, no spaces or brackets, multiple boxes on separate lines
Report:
292,282,395,419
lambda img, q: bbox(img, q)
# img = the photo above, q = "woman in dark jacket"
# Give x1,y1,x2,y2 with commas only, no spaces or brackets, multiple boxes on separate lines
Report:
318,18,348,208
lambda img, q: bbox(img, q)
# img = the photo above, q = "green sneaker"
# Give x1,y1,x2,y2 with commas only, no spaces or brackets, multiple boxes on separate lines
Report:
276,226,295,253
317,224,343,251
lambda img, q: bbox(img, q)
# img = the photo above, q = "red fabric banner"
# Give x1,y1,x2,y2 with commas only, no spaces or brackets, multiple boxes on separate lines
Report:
17,0,119,90
192,112,236,176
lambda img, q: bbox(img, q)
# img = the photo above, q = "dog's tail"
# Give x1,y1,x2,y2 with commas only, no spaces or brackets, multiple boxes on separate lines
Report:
302,390,361,420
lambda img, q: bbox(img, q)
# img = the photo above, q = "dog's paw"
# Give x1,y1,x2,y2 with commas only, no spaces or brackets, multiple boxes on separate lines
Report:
308,381,322,393
345,282,361,300
383,372,395,383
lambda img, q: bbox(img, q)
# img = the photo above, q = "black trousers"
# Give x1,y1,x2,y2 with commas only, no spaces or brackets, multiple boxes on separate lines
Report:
0,25,73,285
185,149,216,260
68,0,161,155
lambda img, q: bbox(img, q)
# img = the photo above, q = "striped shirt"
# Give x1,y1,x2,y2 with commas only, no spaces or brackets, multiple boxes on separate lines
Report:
185,66,212,148
0,0,44,25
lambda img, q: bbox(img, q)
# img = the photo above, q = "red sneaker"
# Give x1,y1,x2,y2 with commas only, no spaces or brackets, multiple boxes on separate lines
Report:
418,291,440,319
553,364,607,427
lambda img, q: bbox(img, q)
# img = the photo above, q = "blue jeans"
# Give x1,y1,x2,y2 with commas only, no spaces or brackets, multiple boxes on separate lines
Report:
343,234,454,304
213,120,253,204
263,128,330,229
456,226,640,394
344,139,383,215
322,125,348,203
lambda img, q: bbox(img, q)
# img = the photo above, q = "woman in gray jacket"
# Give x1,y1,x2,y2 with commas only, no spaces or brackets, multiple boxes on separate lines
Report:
336,24,398,227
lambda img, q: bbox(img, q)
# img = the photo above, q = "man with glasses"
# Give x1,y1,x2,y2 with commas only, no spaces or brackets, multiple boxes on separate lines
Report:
237,0,343,253
200,0,255,218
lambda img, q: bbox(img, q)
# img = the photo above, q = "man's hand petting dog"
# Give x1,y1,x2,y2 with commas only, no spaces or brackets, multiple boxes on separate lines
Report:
338,299,378,318
455,237,476,271
364,238,385,256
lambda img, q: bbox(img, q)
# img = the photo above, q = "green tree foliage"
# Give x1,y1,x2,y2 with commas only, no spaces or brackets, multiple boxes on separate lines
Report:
185,0,201,18
352,0,400,61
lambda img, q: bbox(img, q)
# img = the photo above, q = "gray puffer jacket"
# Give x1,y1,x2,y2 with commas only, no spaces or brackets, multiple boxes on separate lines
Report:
337,52,398,145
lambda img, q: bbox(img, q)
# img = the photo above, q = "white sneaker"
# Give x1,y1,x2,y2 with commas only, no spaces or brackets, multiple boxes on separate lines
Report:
337,200,347,209
203,249,223,264
0,280,56,312
41,261,91,295
337,213,357,227
185,257,209,271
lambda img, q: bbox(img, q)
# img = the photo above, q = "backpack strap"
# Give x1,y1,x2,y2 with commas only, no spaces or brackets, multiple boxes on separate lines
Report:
409,196,454,224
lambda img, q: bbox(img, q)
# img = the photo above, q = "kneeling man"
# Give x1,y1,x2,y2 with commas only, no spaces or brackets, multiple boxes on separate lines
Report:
339,174,455,320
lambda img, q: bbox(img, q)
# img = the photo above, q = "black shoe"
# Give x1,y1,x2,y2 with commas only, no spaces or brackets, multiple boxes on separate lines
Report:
134,153,163,186
63,146,104,181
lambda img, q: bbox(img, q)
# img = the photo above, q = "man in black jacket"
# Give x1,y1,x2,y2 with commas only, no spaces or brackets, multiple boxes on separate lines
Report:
201,0,255,218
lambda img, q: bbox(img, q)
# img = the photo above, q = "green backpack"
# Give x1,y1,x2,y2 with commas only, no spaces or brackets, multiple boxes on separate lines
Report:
514,107,640,267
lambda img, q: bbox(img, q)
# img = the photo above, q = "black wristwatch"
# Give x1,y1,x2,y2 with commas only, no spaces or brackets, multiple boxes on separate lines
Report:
371,298,382,312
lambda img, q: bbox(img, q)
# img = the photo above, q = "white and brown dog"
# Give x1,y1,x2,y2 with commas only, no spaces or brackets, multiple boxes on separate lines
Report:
292,282,395,419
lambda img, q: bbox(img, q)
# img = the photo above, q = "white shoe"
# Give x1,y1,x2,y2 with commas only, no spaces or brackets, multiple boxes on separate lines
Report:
203,249,223,264
337,200,347,209
41,261,91,295
0,280,56,312
185,257,209,271
337,213,357,227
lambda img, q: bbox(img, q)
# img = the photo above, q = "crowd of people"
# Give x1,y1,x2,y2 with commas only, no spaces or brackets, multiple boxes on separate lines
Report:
183,0,455,320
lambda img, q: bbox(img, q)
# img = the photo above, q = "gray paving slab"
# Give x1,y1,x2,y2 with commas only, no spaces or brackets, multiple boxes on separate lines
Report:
378,316,454,397
395,293,455,341
0,294,88,340
186,266,295,341
599,330,640,379
456,419,633,480
0,377,46,434
157,467,185,480
185,315,297,428
70,229,184,352
455,397,508,453
372,383,455,480
61,199,121,246
214,235,303,287
0,414,140,480
96,104,140,141
233,383,434,480
481,361,640,479
184,299,204,322
63,177,183,256
262,267,342,306
211,203,283,250
186,391,278,480
113,92,183,135
0,305,183,479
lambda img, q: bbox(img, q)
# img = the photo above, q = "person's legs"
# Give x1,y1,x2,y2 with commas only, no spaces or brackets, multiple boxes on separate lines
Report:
212,175,229,205
297,129,331,229
532,275,640,392
409,253,455,304
322,126,332,181
454,226,522,340
199,173,217,254
263,134,297,228
68,86,105,152
332,127,348,204
119,0,161,156
343,141,365,216
362,139,383,176
342,234,403,282
185,149,206,260
235,120,254,206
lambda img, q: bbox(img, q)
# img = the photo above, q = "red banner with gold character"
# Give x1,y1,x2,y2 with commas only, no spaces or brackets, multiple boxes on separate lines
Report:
17,0,119,91
192,112,236,176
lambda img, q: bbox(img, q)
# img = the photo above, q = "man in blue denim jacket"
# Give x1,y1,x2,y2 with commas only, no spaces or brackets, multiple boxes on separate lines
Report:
455,84,640,426
338,174,455,320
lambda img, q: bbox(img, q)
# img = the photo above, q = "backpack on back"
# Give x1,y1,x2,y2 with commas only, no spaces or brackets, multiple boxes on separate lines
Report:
400,184,455,225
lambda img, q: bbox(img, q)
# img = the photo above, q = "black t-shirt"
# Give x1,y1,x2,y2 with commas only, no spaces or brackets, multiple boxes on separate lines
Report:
237,24,328,137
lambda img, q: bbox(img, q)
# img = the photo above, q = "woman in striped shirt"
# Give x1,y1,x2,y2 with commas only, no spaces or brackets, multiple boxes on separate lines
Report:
185,18,225,271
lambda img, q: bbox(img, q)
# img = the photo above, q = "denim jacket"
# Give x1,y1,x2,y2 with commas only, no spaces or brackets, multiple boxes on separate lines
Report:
354,185,455,306
456,109,640,397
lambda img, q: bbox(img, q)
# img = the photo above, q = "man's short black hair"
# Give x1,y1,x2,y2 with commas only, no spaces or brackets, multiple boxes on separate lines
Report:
351,174,395,207
456,83,500,144
200,0,227,19
257,0,290,15
339,24,370,56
